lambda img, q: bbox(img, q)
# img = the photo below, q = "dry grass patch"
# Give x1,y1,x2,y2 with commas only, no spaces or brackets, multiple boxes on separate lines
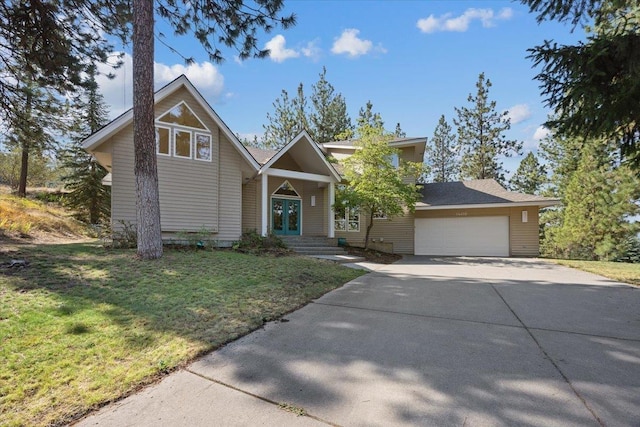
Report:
0,243,364,426
549,259,640,286
0,193,87,239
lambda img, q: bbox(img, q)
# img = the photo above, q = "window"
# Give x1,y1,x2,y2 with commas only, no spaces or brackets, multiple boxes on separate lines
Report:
174,129,192,158
157,102,207,129
389,153,399,168
154,101,212,162
373,210,387,220
156,127,170,155
334,206,360,232
195,133,211,161
273,180,300,197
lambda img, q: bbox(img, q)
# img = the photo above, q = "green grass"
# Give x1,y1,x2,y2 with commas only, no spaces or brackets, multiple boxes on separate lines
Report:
0,243,364,426
549,259,640,286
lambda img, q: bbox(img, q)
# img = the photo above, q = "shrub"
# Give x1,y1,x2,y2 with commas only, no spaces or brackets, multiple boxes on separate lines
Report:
232,230,289,255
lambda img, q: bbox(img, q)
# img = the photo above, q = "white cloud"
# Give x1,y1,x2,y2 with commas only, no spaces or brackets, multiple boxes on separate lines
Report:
332,29,382,58
265,34,300,63
533,126,551,141
417,7,513,33
506,104,532,124
301,39,322,61
155,61,224,94
95,52,225,119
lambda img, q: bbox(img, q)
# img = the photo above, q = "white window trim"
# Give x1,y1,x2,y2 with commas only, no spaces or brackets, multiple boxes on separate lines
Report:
156,101,210,132
194,132,212,162
373,211,387,220
272,180,301,198
334,206,360,232
155,125,172,157
173,128,193,159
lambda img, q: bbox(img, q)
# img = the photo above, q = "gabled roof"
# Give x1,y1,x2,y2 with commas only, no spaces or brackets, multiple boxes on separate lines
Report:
82,75,261,171
260,130,342,181
417,179,560,210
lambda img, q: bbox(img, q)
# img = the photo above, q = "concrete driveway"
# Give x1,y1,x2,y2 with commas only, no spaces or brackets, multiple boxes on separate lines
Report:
77,257,640,427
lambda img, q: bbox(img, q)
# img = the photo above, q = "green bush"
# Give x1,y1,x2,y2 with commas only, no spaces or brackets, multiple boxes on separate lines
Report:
232,230,289,255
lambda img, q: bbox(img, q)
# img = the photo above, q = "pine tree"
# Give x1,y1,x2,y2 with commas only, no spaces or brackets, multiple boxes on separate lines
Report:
394,123,406,138
356,101,385,136
293,83,309,134
522,0,640,167
556,139,639,260
61,68,111,225
263,89,298,149
454,73,522,183
309,67,352,143
426,115,459,182
509,152,546,194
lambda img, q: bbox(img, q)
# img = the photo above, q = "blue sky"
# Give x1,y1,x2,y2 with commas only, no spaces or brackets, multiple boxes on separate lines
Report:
97,0,585,175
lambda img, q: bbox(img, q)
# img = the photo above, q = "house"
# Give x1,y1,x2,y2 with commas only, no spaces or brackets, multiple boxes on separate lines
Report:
83,75,559,257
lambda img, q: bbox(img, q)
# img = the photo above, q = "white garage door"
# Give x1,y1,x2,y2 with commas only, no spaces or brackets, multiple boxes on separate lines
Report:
415,216,509,256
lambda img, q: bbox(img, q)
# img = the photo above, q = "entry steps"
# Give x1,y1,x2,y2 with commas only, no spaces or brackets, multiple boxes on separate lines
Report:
280,236,346,256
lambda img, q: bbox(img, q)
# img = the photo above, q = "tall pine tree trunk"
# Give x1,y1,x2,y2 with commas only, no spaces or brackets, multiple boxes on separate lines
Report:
17,140,29,197
17,91,32,198
133,0,163,259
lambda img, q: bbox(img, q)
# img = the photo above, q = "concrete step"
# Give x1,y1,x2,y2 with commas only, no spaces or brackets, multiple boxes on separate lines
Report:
309,254,367,264
292,247,346,255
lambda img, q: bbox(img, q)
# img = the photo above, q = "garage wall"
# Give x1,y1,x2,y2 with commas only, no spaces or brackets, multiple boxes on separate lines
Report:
415,206,540,257
335,210,415,254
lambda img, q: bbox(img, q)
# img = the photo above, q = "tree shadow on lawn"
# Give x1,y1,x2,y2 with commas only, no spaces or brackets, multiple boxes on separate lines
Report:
0,242,363,425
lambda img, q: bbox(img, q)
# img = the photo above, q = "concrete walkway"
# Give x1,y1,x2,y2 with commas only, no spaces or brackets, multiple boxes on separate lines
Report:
76,257,640,426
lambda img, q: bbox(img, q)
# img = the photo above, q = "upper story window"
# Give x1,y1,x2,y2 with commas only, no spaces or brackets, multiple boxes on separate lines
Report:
158,102,207,129
155,102,212,162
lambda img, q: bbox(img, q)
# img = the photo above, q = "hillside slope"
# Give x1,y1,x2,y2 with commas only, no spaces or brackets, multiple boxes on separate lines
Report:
0,192,89,242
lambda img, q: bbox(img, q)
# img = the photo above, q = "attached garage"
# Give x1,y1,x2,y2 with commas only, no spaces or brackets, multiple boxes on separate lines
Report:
415,216,509,256
414,180,560,257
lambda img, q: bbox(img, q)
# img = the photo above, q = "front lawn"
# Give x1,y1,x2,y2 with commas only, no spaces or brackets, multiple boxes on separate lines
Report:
0,243,364,426
549,259,640,286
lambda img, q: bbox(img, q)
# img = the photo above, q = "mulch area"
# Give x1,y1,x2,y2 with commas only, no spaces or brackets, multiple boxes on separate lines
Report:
344,246,402,264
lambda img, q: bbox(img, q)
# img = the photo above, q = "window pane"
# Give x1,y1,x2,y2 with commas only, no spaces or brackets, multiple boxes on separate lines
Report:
175,130,191,158
156,127,169,155
158,102,206,129
195,134,211,161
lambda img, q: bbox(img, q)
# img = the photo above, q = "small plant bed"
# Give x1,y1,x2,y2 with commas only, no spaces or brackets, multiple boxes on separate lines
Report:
548,259,640,286
344,246,402,264
0,243,364,426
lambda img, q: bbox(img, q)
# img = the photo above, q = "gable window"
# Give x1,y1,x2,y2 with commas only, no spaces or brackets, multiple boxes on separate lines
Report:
274,180,300,197
158,102,207,129
334,206,360,232
156,127,170,156
155,101,211,162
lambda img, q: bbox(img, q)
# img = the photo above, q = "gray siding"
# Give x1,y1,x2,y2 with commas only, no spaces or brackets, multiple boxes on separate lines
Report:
110,86,247,242
302,182,326,236
335,210,416,254
242,179,258,232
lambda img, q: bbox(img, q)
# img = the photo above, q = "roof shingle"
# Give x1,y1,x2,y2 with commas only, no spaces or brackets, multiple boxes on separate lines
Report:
419,179,558,207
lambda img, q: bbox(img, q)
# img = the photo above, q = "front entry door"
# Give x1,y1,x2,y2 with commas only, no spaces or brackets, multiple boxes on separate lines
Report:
272,198,301,235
